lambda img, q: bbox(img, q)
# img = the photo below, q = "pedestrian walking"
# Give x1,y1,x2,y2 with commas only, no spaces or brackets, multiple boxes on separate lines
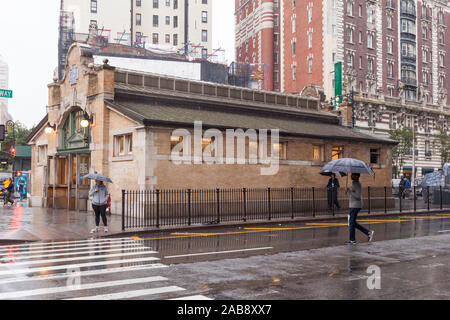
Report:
89,180,110,233
327,173,341,211
3,179,15,208
399,176,407,199
18,178,25,201
346,173,374,244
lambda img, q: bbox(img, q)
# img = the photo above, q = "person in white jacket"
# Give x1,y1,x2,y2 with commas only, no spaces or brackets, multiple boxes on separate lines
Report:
89,180,110,233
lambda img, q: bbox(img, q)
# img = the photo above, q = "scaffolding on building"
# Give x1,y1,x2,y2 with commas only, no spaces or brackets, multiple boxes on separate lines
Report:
114,31,131,46
58,10,75,80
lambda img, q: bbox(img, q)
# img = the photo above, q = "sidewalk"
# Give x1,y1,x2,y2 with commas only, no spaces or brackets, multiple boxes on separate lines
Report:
0,202,124,244
0,200,448,244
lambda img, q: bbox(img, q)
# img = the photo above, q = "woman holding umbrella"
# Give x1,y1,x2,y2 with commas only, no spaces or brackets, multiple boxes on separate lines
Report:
84,173,112,234
326,173,341,212
321,158,375,244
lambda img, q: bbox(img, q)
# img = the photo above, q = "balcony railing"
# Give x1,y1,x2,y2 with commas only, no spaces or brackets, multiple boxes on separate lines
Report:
402,77,418,86
401,7,416,17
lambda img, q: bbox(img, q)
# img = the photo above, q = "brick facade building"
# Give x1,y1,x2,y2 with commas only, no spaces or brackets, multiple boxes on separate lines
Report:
26,43,395,214
235,0,450,178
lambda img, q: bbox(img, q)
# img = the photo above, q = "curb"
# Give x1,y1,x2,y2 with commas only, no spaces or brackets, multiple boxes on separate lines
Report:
109,208,450,239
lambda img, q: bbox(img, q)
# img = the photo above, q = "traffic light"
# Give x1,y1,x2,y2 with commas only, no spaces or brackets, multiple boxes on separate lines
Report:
10,147,16,157
16,171,22,177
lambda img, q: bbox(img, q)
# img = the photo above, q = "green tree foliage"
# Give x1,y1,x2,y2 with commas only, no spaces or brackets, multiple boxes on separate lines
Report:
389,127,413,178
435,129,450,166
0,122,33,171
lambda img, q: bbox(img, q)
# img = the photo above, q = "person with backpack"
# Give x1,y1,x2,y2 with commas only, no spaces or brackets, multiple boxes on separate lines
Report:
89,180,110,233
3,179,15,207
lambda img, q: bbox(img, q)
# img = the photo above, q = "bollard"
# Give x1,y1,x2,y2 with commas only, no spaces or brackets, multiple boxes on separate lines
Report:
413,186,416,212
122,190,125,231
384,186,387,214
291,187,294,219
243,188,247,222
187,189,191,226
156,189,160,228
312,187,316,218
216,188,220,223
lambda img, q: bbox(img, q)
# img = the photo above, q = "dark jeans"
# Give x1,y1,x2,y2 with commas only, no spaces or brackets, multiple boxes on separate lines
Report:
327,189,341,209
93,204,108,227
348,208,369,241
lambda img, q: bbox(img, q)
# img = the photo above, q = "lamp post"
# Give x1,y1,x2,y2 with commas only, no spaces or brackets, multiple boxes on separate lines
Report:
6,120,15,179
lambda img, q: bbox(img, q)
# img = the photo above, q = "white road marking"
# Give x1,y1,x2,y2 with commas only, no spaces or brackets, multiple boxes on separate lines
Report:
0,256,160,276
0,276,168,300
170,295,213,300
164,247,273,259
0,239,139,253
1,246,150,261
0,242,144,257
0,237,136,250
67,286,186,300
0,263,169,285
0,250,157,267
438,230,450,233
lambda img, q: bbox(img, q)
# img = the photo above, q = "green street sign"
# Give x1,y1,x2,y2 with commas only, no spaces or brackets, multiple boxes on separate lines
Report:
334,62,342,109
0,89,13,99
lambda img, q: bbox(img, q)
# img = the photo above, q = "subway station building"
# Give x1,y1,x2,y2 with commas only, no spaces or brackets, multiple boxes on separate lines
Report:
26,43,396,214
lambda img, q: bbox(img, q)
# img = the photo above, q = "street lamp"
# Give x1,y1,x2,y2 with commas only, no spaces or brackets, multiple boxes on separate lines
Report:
80,111,93,128
45,122,56,134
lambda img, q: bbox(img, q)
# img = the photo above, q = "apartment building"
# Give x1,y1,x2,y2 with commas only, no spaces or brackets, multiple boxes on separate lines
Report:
235,0,450,178
61,0,212,53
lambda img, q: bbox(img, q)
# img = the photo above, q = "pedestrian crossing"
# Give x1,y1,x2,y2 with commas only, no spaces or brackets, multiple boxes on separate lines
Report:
0,237,212,300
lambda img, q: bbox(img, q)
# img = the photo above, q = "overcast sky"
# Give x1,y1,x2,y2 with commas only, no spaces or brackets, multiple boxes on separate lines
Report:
0,0,235,129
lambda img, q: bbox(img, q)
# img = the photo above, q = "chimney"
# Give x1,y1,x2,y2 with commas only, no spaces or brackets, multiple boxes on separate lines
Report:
88,22,98,44
339,97,354,128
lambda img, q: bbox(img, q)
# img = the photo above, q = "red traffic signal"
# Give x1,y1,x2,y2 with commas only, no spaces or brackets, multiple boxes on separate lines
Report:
10,147,16,156
16,171,22,177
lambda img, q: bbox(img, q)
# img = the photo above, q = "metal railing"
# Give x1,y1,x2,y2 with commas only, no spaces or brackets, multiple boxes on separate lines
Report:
121,186,450,230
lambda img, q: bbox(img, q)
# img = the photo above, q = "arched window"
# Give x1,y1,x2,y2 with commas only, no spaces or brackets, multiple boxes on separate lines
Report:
59,108,91,151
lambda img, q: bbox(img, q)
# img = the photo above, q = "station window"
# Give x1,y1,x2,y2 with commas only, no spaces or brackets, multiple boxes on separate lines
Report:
332,146,344,160
370,148,380,165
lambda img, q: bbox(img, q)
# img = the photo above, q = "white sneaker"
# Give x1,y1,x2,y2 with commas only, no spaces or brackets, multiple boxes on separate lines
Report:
90,227,99,234
104,227,109,233
368,230,375,242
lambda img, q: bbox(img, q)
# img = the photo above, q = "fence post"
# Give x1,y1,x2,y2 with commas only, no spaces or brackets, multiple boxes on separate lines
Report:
384,186,387,214
312,187,316,218
440,186,443,210
427,186,430,211
243,188,247,222
368,186,371,215
122,190,125,231
413,186,416,212
331,187,335,217
156,189,160,228
268,187,271,221
216,188,220,223
187,189,191,226
291,187,294,219
399,189,402,213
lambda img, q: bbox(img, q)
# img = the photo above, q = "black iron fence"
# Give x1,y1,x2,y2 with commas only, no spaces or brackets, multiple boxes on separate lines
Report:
121,186,450,231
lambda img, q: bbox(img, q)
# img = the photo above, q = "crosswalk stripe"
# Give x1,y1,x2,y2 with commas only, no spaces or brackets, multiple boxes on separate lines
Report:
1,246,150,261
0,276,168,300
0,237,136,250
0,256,160,276
170,295,212,300
0,250,158,267
67,286,186,300
0,242,144,257
0,263,169,286
0,239,139,253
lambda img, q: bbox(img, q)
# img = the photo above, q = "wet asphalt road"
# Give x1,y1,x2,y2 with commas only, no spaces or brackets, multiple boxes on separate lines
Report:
2,213,450,300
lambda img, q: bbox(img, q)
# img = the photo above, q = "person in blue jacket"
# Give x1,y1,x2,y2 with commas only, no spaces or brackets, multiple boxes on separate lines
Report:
327,173,341,211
